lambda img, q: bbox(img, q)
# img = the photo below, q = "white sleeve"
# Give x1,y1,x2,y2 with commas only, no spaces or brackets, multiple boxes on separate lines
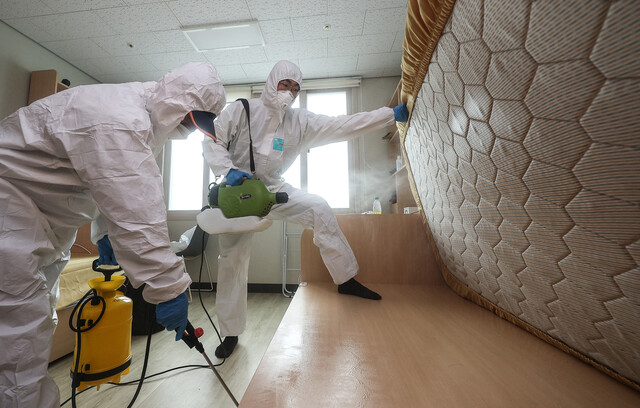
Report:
69,128,191,304
302,106,394,148
202,104,240,177
90,214,108,244
203,138,234,177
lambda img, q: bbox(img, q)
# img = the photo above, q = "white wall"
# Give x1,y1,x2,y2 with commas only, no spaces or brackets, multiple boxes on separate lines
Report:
357,76,401,214
172,76,400,286
168,219,294,287
0,21,97,118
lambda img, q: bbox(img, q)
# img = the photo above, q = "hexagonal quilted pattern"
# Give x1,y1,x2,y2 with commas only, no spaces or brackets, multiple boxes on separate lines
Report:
404,0,640,384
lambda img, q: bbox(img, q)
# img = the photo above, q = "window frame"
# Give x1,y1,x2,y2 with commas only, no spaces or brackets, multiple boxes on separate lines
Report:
290,87,359,214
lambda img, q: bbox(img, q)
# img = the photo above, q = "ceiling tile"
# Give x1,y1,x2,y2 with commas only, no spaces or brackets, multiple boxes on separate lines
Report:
328,33,394,57
145,51,207,72
265,39,327,61
93,73,119,83
299,56,358,76
92,33,166,56
95,4,180,34
368,0,409,8
213,65,249,83
357,52,402,70
69,58,108,77
3,18,56,43
134,70,169,82
98,70,166,84
242,61,294,81
259,19,294,43
298,69,330,80
122,0,166,4
152,30,194,53
0,0,53,19
328,0,407,14
205,46,268,66
363,7,407,34
328,0,367,15
247,0,328,20
291,12,365,40
40,0,126,13
167,0,251,27
29,10,117,41
90,54,158,75
41,38,110,62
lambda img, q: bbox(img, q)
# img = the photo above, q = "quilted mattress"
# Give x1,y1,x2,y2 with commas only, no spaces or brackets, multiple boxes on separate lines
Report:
402,0,639,388
57,256,96,309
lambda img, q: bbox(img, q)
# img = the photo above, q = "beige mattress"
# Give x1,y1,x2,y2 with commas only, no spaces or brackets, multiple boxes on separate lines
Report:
401,0,639,390
57,256,99,309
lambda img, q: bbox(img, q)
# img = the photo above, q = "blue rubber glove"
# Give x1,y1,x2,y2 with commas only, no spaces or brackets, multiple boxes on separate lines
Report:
155,293,189,341
97,235,117,265
393,103,409,122
226,168,252,186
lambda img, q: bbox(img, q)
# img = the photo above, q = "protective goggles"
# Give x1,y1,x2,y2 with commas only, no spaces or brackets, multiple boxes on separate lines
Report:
186,110,217,140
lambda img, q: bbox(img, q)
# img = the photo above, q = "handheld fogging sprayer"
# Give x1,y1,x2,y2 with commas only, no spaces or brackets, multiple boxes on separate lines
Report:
197,178,289,234
68,261,133,406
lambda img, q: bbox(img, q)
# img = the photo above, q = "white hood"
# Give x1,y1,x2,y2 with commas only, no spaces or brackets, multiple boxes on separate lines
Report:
147,62,226,147
260,60,303,114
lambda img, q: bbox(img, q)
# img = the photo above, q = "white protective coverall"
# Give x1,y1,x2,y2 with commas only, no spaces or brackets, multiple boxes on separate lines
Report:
203,60,394,337
0,62,225,408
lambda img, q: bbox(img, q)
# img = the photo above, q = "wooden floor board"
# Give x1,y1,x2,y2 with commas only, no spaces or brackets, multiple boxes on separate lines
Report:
48,292,291,407
241,283,640,407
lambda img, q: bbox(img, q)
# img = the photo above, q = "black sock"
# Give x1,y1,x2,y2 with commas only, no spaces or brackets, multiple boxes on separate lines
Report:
338,278,381,300
215,336,238,358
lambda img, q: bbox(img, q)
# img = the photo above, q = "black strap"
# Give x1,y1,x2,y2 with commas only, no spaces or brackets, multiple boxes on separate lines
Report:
237,98,256,176
71,357,132,385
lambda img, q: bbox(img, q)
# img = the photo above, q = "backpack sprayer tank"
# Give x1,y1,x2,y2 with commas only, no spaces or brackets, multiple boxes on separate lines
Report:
208,179,288,218
70,263,133,392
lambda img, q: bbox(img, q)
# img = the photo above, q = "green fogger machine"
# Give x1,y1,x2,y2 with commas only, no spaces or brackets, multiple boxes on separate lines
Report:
208,179,288,218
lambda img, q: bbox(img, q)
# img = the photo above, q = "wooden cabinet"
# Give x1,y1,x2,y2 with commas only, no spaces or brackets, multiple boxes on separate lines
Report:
385,81,417,214
27,69,69,105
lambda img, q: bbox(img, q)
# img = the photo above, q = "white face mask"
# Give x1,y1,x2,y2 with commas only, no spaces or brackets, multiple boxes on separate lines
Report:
168,123,193,140
275,90,295,112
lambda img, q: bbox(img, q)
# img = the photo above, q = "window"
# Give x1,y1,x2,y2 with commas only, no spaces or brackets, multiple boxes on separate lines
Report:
167,131,206,211
283,90,351,209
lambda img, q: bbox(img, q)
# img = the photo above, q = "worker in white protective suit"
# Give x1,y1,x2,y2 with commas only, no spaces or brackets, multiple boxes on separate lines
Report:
0,62,226,408
203,60,410,358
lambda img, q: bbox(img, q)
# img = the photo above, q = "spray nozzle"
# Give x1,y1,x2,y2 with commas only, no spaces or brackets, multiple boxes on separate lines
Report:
178,321,204,353
91,259,123,281
275,192,288,203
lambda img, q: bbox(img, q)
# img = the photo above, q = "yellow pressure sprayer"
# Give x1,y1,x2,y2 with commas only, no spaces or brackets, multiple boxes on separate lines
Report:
67,259,240,407
69,261,132,394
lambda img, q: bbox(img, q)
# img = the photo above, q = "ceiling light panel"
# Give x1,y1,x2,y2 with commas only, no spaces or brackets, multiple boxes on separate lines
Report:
183,21,264,52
